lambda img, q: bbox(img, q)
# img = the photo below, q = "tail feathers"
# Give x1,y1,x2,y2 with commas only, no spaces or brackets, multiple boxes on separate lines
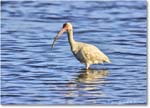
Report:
107,59,111,63
104,58,111,63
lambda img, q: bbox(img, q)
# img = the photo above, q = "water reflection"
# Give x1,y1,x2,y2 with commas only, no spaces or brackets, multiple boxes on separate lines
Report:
76,69,109,96
65,69,109,103
77,69,108,84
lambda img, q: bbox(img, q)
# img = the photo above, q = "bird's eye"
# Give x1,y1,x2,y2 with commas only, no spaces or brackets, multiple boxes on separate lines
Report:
63,24,66,28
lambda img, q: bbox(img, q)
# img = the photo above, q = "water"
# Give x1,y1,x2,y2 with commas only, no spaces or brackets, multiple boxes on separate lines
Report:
1,0,147,105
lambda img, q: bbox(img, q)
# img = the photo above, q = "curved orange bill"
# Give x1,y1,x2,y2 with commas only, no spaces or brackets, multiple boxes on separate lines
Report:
51,28,66,49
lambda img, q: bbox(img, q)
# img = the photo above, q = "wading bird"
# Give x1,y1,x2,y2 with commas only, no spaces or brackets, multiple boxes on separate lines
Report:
51,22,111,69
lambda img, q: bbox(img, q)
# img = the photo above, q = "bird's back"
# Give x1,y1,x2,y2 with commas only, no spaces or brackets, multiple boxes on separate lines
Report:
72,42,110,64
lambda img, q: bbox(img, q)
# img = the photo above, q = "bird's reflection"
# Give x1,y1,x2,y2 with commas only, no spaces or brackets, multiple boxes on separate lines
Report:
76,69,109,84
65,69,109,102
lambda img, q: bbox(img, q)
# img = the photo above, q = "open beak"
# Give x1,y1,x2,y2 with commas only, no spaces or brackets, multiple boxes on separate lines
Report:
51,28,66,48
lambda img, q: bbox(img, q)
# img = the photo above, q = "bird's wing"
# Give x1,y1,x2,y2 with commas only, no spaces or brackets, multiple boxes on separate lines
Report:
80,45,110,64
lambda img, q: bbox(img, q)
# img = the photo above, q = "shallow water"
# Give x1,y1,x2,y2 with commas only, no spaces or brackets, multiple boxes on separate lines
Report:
1,1,147,105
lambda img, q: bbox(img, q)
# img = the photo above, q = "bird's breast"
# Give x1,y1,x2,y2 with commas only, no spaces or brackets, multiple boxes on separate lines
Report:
72,50,85,63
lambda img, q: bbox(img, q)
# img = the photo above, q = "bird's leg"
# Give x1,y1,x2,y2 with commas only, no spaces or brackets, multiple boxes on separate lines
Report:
85,63,90,70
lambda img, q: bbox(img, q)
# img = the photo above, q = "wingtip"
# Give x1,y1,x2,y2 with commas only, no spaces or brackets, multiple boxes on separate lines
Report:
107,60,111,63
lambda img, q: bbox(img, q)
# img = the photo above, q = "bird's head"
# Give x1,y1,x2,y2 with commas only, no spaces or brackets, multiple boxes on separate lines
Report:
51,22,73,48
63,22,73,31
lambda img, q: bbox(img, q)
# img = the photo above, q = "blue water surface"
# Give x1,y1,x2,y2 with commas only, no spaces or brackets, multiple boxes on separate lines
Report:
1,0,147,105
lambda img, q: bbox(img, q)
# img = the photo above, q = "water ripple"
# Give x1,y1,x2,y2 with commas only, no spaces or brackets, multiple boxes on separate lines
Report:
1,1,146,105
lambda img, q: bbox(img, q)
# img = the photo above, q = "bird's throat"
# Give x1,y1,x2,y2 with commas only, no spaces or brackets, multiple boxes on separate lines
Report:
67,30,76,50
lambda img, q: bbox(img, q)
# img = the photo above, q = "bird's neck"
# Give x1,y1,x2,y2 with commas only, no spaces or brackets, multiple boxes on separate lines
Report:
67,29,76,50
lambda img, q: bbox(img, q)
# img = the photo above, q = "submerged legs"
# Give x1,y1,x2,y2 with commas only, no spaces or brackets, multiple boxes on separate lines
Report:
85,63,90,70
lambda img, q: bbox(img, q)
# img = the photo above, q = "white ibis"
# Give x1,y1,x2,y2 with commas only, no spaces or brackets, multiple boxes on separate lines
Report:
51,22,111,69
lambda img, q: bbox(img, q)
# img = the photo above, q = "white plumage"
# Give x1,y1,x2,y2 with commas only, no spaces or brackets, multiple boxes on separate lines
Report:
51,22,111,69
